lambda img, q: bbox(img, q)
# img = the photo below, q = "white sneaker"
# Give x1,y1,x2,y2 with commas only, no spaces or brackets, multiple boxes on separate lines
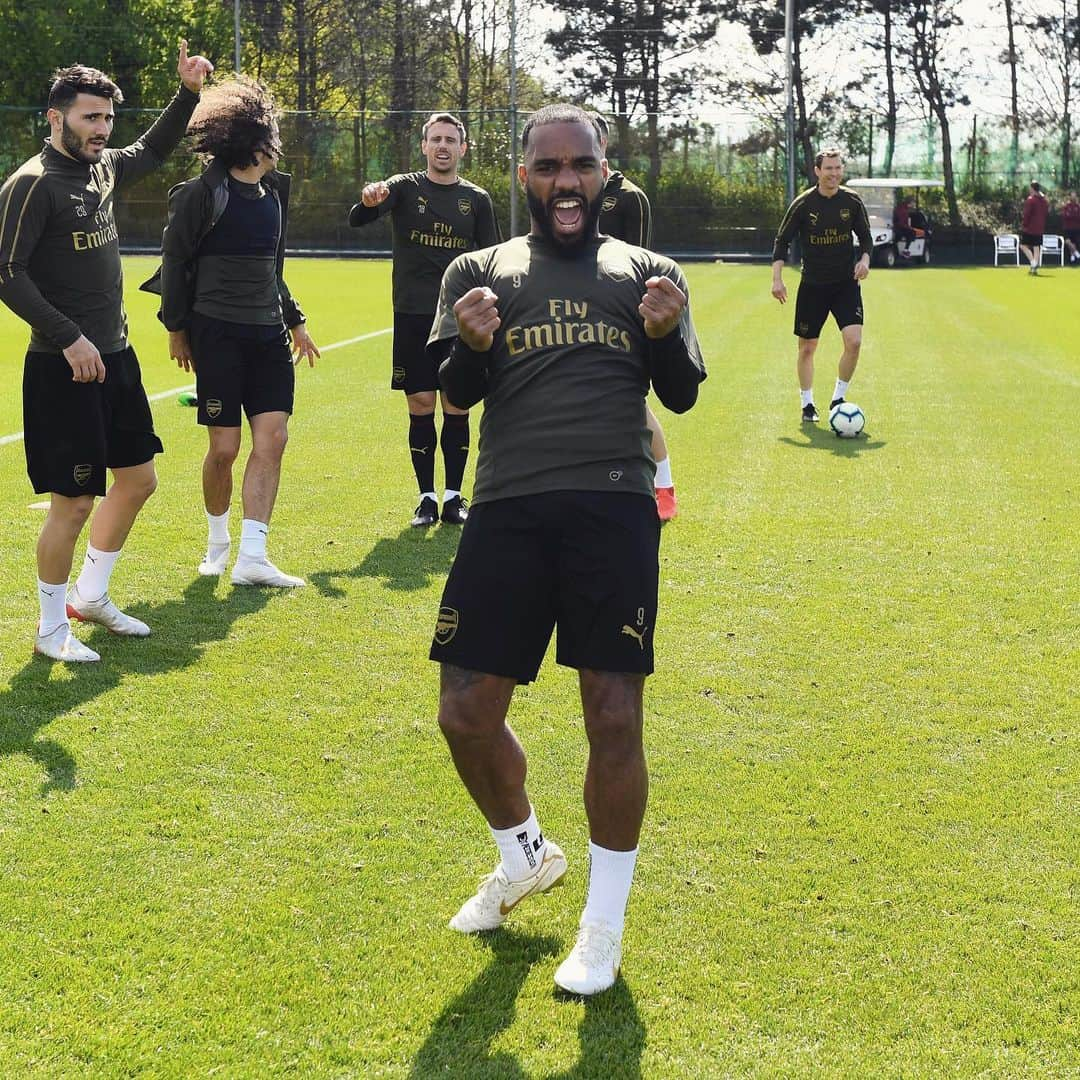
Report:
231,556,305,588
67,585,150,637
449,841,567,933
198,545,230,577
554,921,622,996
34,623,100,663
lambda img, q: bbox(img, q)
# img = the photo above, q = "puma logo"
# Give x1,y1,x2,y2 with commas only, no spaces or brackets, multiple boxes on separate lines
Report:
621,624,647,649
410,446,429,455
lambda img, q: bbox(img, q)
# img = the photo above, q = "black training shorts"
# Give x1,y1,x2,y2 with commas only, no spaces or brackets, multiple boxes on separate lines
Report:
1020,231,1044,248
430,490,661,683
22,346,162,497
392,311,450,394
794,278,864,339
188,311,294,427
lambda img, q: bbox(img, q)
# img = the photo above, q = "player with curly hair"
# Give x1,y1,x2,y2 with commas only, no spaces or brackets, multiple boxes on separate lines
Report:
149,78,320,588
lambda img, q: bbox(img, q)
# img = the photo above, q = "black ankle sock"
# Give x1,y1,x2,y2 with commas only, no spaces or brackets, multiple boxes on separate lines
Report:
440,413,470,492
409,412,437,494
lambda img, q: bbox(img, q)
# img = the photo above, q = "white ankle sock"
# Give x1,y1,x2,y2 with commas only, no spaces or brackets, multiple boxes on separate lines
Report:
654,457,673,489
491,807,547,881
76,544,119,601
37,578,69,635
442,489,460,503
581,841,638,936
207,509,230,546
800,389,814,407
833,379,849,401
239,519,268,560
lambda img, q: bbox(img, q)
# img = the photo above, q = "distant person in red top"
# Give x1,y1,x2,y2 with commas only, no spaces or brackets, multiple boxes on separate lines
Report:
1060,191,1080,265
1020,181,1050,275
893,195,916,254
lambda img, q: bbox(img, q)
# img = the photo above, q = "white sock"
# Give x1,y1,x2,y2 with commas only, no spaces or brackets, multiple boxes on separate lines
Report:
800,389,814,407
581,842,638,936
239,518,269,561
420,490,437,504
833,379,849,402
654,457,673,489
76,544,120,601
491,807,547,882
207,509,230,546
442,489,460,503
38,578,69,635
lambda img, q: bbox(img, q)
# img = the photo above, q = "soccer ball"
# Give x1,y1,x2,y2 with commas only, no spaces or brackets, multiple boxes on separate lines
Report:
829,401,865,438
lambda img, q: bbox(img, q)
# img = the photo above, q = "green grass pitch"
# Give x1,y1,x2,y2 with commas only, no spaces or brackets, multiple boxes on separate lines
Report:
0,258,1077,1076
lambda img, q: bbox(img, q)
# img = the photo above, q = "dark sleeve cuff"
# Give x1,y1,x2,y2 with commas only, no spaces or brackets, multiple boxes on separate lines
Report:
348,202,379,227
438,338,490,409
647,329,702,414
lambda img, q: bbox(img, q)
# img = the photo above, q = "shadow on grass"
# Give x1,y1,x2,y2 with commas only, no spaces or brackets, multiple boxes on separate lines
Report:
410,929,645,1079
778,424,887,456
0,576,273,796
310,525,461,597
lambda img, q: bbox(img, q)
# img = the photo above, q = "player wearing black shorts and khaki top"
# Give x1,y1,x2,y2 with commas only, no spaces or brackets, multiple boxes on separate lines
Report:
348,113,499,528
0,46,212,663
149,79,319,589
428,105,705,996
771,148,872,423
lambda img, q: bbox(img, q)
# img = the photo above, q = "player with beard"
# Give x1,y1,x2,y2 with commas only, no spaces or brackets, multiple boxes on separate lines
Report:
427,104,706,994
593,114,679,522
348,114,499,528
0,44,212,662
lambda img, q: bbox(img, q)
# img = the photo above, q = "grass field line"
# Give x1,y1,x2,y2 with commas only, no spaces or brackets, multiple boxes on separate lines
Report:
0,326,392,450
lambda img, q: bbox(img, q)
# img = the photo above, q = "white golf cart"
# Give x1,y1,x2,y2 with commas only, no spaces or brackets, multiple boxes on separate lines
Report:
847,178,944,267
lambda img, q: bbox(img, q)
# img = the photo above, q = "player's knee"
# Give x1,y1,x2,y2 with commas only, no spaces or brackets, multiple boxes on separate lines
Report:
408,391,436,414
207,440,241,470
254,425,288,461
131,470,158,503
437,696,492,744
583,700,643,752
58,495,95,526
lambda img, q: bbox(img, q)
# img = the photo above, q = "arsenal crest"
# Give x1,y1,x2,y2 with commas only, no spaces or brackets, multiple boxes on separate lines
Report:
602,196,617,212
458,199,472,215
73,464,92,486
205,398,223,419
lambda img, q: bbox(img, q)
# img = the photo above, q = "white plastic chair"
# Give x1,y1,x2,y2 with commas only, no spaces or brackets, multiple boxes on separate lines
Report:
1040,234,1065,265
994,234,1020,266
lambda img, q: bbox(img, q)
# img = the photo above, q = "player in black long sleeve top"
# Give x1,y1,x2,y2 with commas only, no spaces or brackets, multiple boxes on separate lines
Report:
0,44,212,662
771,148,872,424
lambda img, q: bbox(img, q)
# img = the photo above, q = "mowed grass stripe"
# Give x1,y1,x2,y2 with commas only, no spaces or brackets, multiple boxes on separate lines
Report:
0,260,1077,1076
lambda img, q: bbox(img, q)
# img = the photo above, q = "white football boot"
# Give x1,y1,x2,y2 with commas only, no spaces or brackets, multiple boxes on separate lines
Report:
449,841,567,933
231,556,305,588
34,623,100,663
554,921,622,996
67,584,150,637
198,545,230,577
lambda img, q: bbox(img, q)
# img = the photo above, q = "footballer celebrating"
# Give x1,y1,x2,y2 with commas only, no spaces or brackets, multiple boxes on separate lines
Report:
771,148,872,423
0,44,212,662
594,113,680,522
151,78,319,587
348,114,499,528
429,105,706,995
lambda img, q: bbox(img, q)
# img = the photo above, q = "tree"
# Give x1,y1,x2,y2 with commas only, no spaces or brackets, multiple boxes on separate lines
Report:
1000,0,1022,183
1026,0,1080,187
545,0,718,193
899,0,968,223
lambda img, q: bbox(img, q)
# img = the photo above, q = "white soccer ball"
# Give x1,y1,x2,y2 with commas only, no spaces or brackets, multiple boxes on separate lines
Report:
829,401,865,438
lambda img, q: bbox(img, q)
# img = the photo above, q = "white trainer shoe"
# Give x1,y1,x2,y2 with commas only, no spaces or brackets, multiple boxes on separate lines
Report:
231,557,305,588
67,585,150,637
554,921,622,995
198,545,230,577
449,841,567,933
34,623,100,663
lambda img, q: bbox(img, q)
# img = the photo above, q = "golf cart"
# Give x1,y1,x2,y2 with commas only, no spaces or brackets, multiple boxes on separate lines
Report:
847,178,944,267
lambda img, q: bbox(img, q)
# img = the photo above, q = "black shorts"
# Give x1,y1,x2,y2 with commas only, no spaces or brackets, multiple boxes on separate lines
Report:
188,311,294,427
392,311,450,394
430,491,661,683
1020,232,1043,248
22,346,162,497
794,279,864,339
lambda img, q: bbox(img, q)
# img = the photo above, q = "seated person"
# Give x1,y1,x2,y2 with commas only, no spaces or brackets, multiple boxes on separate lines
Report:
893,196,917,251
